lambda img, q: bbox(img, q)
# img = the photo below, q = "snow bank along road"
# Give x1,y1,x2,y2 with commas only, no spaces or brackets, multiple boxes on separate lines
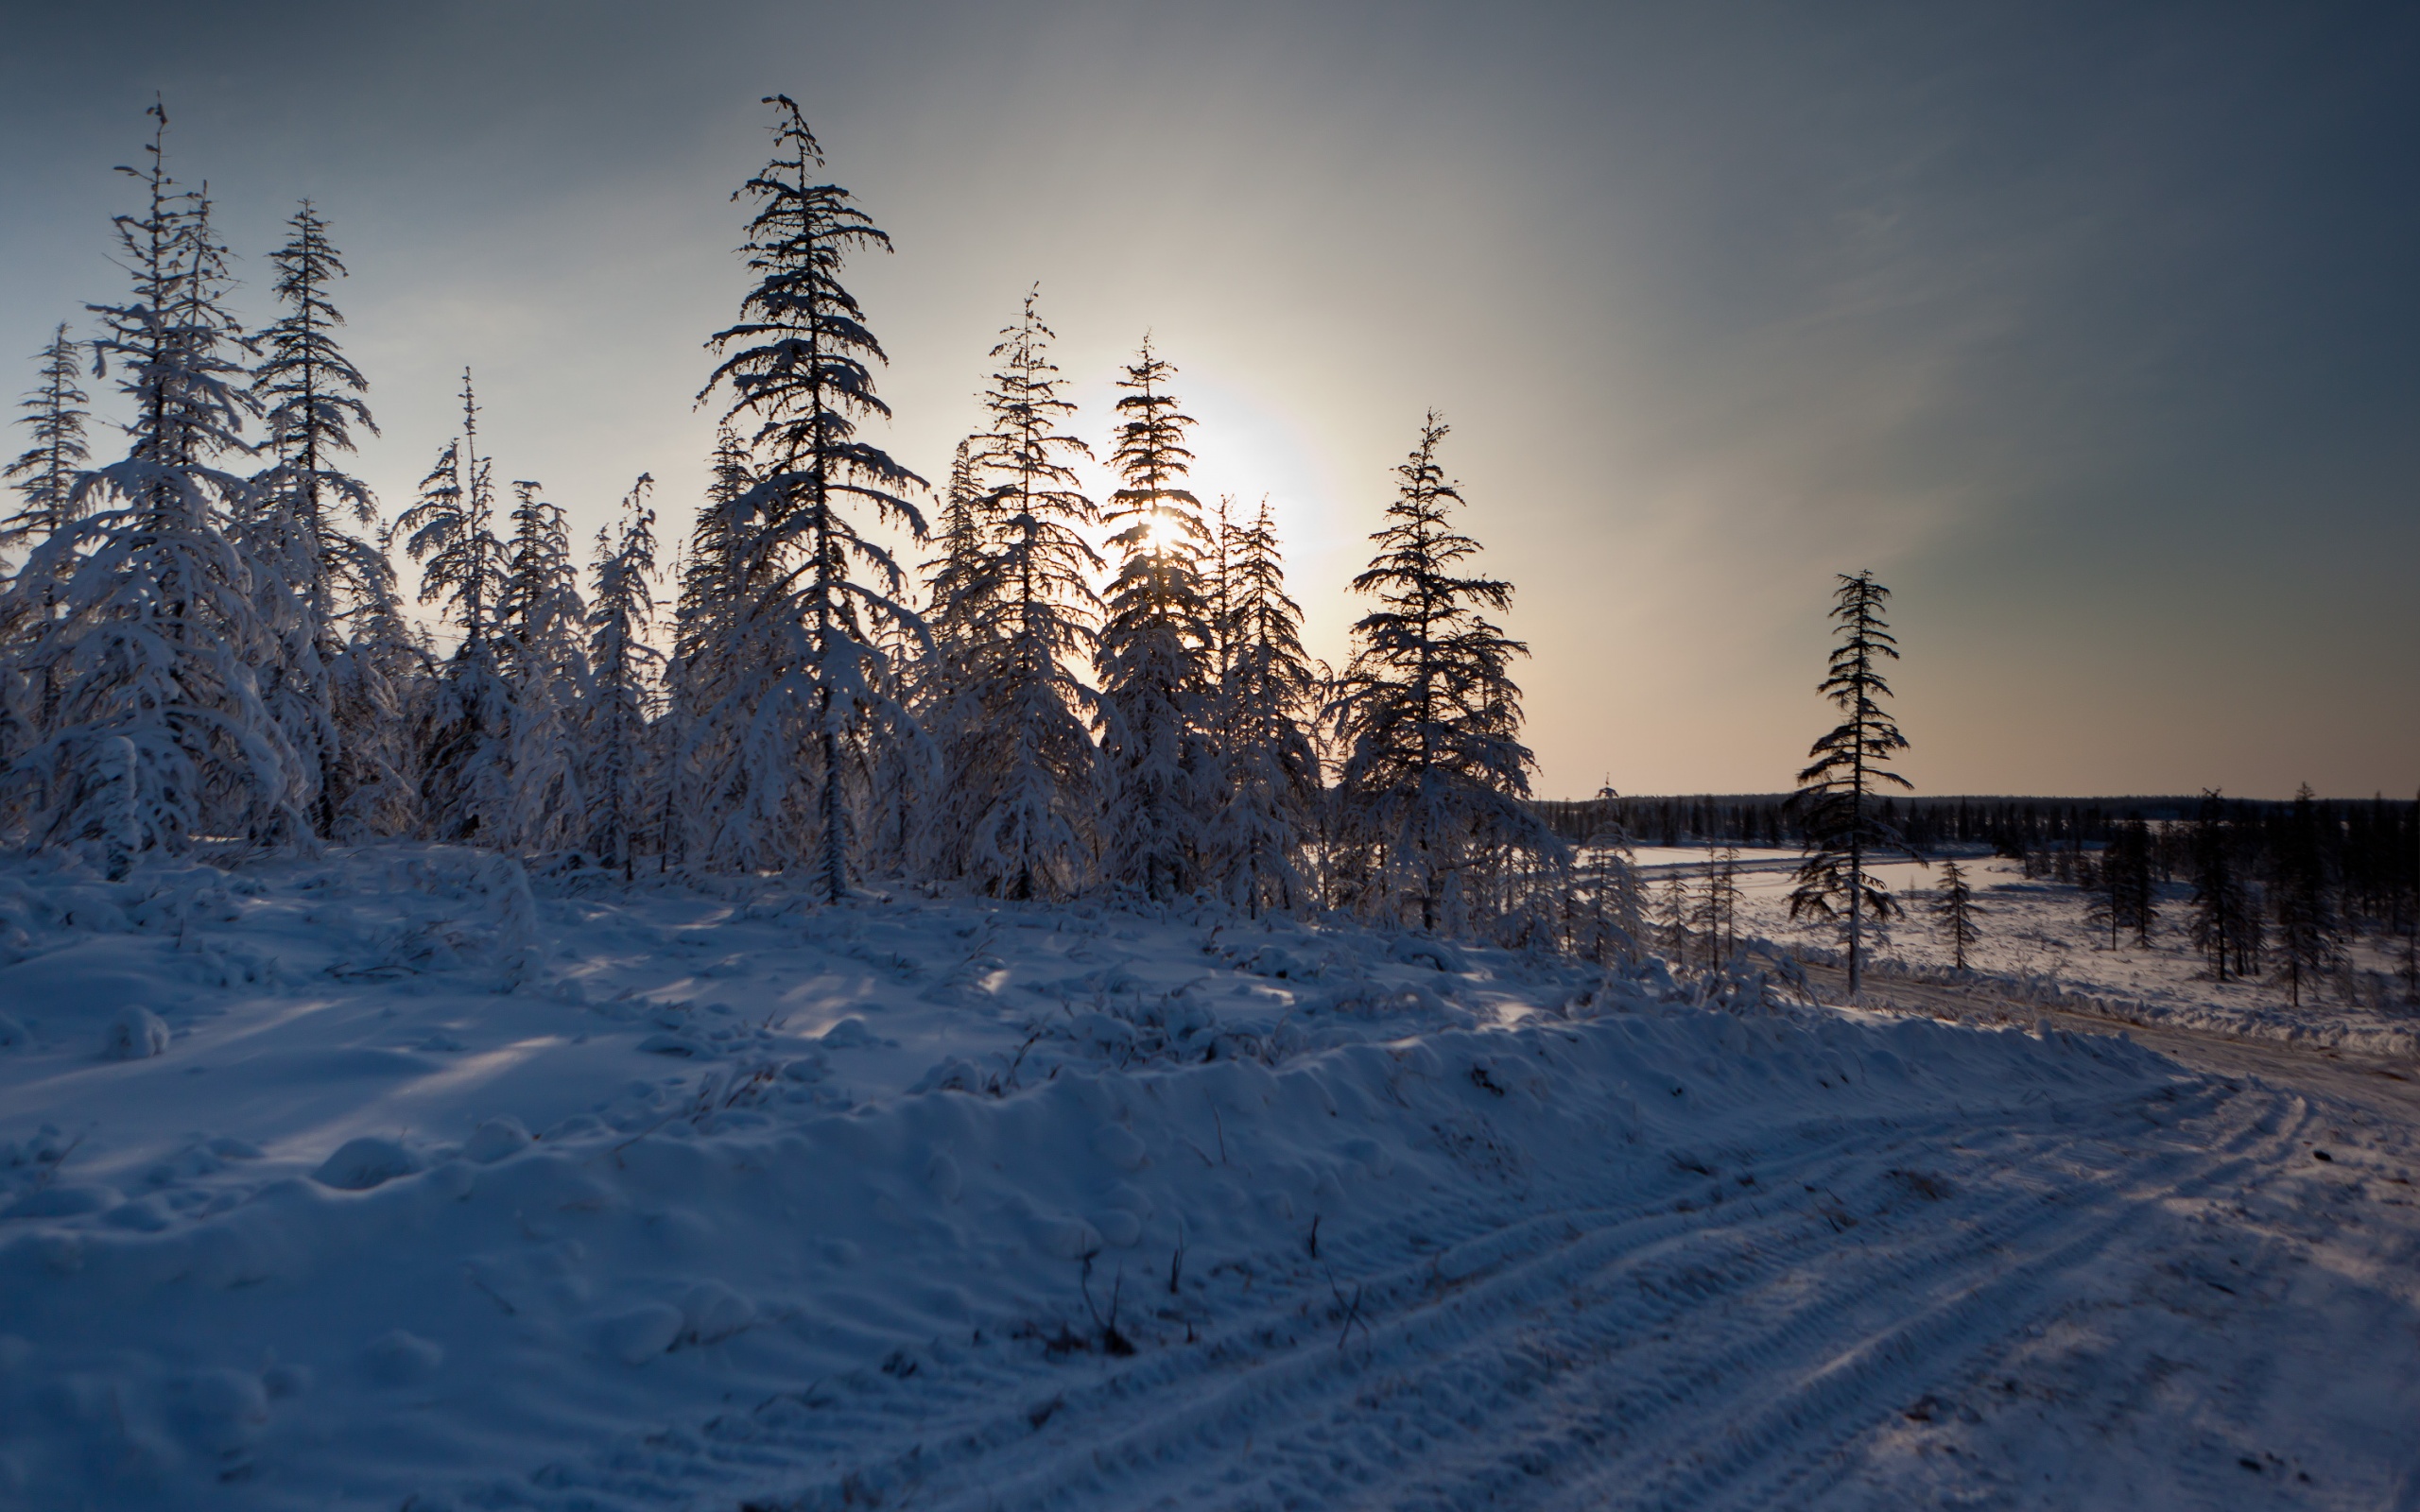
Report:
0,850,2414,1510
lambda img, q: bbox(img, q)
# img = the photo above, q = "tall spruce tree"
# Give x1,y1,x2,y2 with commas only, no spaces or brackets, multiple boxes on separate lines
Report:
399,370,514,843
1212,496,1322,914
585,476,660,878
2272,782,2340,1007
1787,570,1911,995
930,290,1102,900
660,427,752,869
15,107,303,867
497,480,589,852
1,325,93,772
2187,790,2259,982
1327,413,1554,934
696,95,927,896
1094,340,1213,900
2,326,92,562
247,201,383,835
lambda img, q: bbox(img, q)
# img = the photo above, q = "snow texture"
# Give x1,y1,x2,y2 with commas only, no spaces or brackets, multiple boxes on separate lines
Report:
0,844,2411,1511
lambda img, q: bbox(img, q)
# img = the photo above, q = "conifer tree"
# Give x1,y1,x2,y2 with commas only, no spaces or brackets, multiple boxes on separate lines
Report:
1,325,93,767
1696,845,1743,968
1327,413,1554,934
399,370,514,843
246,201,383,834
2187,790,2258,982
932,290,1102,900
1787,570,1911,994
696,95,927,896
498,480,589,851
660,427,752,868
2272,782,2340,1007
1094,340,1213,900
586,475,660,878
13,106,303,866
1213,496,1322,914
1567,804,1645,967
1931,857,1982,970
2,326,91,562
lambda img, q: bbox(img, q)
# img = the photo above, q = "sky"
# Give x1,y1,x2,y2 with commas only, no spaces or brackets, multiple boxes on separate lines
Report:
1,0,2412,801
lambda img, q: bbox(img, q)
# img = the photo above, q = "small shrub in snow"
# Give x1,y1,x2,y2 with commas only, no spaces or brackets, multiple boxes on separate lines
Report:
312,1136,422,1191
102,1004,170,1059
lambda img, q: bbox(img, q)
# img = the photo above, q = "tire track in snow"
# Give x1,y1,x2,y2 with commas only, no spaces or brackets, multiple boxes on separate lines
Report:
691,1086,2283,1512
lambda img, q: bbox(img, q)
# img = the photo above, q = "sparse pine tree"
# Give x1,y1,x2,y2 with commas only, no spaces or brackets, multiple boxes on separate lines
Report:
585,476,660,878
1696,845,1743,968
2187,790,2259,983
1931,857,1982,971
1567,801,1645,967
695,95,928,895
1657,872,1692,966
1327,413,1556,934
399,370,514,843
1094,340,1214,901
1787,571,1912,995
932,289,1102,901
2271,782,2340,1007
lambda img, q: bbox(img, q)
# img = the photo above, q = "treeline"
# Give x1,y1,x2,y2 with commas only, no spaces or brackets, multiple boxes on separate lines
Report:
0,99,1588,943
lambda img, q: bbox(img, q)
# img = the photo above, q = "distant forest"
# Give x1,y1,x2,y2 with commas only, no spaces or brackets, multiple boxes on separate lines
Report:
1544,791,2419,925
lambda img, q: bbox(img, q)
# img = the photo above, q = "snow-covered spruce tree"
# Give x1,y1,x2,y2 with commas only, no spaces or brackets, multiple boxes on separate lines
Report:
1786,570,1911,995
398,370,514,844
930,290,1102,900
12,110,304,868
658,427,752,869
1931,857,1981,971
1,325,93,775
1565,788,1644,966
2,325,92,564
245,200,386,836
497,480,590,853
326,521,428,840
1094,340,1214,901
585,475,660,879
1325,412,1556,934
1212,495,1322,915
694,95,928,896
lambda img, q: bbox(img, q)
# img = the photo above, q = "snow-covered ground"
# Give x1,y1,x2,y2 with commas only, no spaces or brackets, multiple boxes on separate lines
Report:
0,845,2414,1510
1703,850,2420,1060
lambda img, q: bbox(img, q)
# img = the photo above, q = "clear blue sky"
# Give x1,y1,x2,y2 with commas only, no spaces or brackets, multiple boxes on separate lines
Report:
3,1,2412,799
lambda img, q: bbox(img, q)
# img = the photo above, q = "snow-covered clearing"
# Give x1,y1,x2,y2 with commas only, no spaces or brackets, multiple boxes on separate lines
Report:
1712,851,2420,1060
1,846,2415,1510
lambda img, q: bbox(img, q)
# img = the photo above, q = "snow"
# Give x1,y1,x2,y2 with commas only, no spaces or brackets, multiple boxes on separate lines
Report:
0,844,2413,1509
1713,850,2420,1058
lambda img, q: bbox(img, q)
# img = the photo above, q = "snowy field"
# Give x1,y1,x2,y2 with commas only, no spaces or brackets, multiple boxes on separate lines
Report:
1,845,2416,1510
1707,850,2420,1059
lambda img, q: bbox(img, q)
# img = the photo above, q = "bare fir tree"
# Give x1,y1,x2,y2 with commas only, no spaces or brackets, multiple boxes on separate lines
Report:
1931,858,1982,971
2187,790,2259,982
1787,571,1911,995
696,95,927,895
